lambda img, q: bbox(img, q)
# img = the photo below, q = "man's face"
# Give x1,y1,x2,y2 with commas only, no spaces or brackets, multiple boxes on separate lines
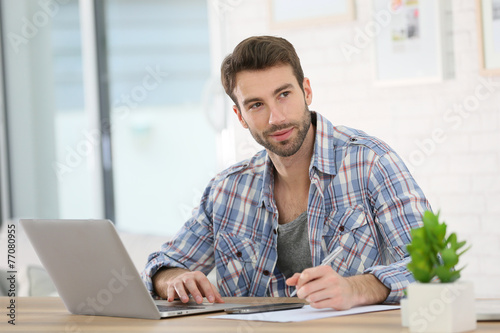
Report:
232,64,313,158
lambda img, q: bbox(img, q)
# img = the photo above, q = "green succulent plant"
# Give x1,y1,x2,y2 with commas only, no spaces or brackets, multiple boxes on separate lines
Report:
407,210,470,283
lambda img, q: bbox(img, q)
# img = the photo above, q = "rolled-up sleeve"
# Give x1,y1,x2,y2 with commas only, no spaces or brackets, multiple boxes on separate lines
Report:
363,151,431,303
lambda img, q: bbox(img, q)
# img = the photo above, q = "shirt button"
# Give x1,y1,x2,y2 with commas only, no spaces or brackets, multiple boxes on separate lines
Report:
263,270,270,276
339,226,345,232
236,251,242,258
350,138,357,142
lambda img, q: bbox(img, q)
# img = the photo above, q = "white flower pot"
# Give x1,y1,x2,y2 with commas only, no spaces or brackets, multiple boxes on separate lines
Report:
407,281,476,333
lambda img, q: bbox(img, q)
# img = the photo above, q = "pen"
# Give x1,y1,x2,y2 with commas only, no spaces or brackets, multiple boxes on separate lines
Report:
290,247,343,297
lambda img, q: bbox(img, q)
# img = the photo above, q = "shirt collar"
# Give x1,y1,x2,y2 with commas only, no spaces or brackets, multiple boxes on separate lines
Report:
309,111,338,176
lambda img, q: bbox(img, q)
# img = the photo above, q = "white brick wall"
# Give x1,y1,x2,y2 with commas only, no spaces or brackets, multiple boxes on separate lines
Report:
216,0,500,298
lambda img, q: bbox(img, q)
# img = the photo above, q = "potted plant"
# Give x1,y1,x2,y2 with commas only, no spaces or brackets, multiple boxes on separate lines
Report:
405,210,476,333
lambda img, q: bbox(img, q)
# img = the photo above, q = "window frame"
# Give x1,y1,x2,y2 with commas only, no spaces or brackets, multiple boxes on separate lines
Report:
0,1,13,226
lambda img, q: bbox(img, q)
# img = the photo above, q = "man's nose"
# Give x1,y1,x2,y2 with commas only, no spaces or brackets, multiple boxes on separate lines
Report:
268,103,286,125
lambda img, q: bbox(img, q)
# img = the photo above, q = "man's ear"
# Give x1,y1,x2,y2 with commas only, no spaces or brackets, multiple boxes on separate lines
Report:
233,105,248,129
303,77,313,106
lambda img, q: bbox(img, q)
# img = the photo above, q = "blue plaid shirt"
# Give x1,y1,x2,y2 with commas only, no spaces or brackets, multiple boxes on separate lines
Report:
142,112,430,303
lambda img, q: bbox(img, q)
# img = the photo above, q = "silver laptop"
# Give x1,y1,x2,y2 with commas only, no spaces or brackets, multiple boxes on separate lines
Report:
20,219,248,319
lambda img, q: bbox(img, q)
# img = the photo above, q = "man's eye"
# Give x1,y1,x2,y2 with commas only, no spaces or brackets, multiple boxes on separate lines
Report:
279,91,290,98
250,102,263,109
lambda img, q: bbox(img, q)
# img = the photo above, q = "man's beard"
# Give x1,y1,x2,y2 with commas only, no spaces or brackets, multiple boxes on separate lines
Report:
247,105,311,158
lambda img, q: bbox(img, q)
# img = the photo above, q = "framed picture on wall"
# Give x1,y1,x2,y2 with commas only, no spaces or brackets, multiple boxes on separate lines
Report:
372,0,447,86
269,0,355,29
477,0,500,75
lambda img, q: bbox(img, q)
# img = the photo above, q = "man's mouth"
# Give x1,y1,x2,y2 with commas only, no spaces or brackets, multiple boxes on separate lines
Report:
269,127,293,142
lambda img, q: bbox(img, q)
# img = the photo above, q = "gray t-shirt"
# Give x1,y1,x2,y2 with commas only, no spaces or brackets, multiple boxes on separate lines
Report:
276,211,313,279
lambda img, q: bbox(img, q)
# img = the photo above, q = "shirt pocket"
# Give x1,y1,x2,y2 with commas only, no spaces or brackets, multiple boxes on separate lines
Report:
322,205,372,276
214,232,258,296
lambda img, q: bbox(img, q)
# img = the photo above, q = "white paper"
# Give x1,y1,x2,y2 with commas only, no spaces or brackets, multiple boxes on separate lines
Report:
209,304,400,322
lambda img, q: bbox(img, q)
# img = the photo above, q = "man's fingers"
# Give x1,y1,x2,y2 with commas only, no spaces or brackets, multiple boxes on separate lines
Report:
301,284,331,303
194,275,218,303
294,268,319,293
211,284,225,303
173,271,225,304
166,284,179,302
194,278,224,303
173,279,191,303
309,296,340,309
295,266,338,298
159,270,224,304
182,276,205,303
286,273,301,286
188,272,224,303
299,266,331,283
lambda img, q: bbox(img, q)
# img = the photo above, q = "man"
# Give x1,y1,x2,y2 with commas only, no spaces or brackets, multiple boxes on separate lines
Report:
142,36,431,310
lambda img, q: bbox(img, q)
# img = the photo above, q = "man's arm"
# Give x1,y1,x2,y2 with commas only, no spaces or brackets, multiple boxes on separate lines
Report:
363,151,431,303
141,178,218,299
286,266,389,310
152,268,224,304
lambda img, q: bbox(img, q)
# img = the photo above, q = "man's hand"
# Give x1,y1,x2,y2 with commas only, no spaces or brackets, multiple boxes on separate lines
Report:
286,266,390,310
152,268,224,304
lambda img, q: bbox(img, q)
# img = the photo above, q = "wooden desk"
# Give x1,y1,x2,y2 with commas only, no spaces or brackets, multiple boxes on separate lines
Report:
1,297,499,332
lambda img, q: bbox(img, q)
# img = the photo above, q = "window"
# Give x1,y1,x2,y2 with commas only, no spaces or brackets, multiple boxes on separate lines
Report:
0,0,221,235
105,0,217,234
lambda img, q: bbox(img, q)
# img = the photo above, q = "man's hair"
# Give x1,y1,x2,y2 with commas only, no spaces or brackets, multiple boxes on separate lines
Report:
221,36,305,108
